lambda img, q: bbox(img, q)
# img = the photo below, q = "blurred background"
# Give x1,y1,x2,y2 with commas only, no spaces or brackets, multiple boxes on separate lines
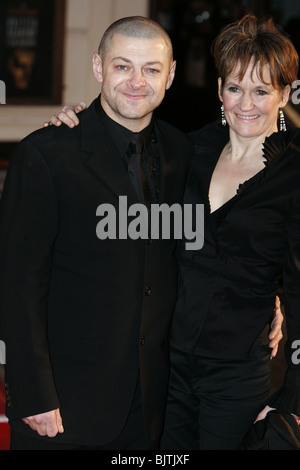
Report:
1,0,300,450
1,0,300,174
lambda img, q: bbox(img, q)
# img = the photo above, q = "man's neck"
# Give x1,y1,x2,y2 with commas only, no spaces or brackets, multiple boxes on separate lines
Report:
100,96,153,133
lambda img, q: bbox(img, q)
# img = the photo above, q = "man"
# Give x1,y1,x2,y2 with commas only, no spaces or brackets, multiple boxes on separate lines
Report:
0,16,193,450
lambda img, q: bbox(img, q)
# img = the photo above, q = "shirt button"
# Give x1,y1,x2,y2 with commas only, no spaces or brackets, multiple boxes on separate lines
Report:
140,336,145,345
145,286,151,296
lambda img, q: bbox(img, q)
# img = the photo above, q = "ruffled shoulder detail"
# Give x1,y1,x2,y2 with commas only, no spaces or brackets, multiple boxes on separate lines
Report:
236,130,294,196
210,129,298,231
262,129,297,167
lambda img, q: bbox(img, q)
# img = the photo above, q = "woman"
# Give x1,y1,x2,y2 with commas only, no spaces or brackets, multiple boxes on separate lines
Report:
161,14,300,449
44,14,296,450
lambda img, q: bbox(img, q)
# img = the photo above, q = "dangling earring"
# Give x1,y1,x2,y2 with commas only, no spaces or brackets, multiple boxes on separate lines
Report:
221,103,227,126
279,109,286,132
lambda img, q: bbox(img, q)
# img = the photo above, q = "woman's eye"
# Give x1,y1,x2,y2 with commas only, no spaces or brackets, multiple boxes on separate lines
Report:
228,86,239,92
257,89,267,96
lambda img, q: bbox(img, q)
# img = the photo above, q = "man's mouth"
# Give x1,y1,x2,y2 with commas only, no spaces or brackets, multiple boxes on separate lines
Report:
122,92,147,101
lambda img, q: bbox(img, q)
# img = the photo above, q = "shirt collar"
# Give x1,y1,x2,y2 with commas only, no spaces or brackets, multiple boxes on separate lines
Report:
95,95,155,157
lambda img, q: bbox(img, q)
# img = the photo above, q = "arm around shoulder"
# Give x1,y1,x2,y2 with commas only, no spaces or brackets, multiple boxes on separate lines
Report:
268,190,300,417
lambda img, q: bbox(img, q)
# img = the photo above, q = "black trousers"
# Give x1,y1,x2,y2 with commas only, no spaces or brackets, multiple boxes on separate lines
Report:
161,347,272,450
10,377,157,450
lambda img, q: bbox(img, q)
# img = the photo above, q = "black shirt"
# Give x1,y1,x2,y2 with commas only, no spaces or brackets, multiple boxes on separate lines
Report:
95,96,160,204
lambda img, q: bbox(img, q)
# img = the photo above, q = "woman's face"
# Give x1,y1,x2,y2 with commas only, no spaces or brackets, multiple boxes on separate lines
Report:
218,61,290,139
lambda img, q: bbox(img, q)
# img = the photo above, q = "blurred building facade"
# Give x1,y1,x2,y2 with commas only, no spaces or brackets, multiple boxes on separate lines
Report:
0,0,300,142
0,0,148,143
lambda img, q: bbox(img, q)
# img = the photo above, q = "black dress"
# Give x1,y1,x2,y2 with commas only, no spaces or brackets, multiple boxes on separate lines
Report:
161,122,300,450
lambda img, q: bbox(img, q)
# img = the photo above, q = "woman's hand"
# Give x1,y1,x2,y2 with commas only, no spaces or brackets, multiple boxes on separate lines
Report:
44,102,87,128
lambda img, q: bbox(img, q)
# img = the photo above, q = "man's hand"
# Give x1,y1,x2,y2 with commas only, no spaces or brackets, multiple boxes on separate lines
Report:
22,408,64,437
269,295,284,358
44,102,87,128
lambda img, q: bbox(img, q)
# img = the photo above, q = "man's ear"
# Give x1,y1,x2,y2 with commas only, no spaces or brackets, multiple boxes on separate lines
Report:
92,53,103,83
166,60,176,90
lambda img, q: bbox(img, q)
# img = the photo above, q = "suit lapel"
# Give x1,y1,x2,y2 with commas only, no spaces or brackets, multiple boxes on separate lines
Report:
79,101,185,208
80,101,139,205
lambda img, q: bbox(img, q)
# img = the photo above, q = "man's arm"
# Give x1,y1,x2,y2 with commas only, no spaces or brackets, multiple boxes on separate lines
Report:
0,136,62,435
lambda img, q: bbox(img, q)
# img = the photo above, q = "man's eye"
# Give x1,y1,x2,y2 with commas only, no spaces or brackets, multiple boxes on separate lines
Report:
116,65,127,70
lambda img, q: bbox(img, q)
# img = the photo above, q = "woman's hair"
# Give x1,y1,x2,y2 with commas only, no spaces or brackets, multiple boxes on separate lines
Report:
211,14,299,90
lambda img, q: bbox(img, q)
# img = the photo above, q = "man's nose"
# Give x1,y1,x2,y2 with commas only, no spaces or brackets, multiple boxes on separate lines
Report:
127,69,146,89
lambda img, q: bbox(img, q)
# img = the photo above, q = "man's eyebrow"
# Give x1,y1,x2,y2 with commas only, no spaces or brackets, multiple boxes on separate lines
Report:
112,57,164,66
112,56,131,63
145,61,164,67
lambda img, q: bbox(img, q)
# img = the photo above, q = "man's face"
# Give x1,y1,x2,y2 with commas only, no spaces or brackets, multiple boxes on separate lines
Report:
93,33,176,132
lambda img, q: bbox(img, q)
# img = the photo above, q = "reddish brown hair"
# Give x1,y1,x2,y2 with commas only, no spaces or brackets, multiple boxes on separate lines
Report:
211,14,299,90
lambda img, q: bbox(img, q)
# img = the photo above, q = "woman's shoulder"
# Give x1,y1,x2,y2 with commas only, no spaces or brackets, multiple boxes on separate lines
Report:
188,120,229,149
288,126,300,149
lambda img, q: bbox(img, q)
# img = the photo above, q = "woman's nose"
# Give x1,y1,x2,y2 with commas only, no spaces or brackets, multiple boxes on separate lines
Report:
239,92,254,111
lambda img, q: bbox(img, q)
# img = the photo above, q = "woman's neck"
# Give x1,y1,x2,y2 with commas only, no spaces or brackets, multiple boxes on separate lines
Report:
228,123,278,161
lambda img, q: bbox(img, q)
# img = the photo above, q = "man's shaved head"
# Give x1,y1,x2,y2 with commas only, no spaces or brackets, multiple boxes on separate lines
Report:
98,16,173,63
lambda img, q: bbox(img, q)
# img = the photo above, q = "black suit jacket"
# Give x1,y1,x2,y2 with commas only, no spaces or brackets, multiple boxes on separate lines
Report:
0,98,192,445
